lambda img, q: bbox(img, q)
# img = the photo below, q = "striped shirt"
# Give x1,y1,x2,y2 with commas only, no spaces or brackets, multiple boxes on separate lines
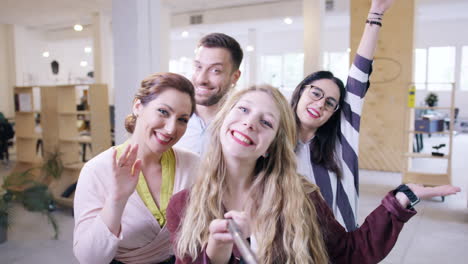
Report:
296,54,372,231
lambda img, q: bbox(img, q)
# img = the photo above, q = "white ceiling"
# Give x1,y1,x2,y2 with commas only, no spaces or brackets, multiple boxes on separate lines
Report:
167,0,287,14
0,0,290,30
0,0,467,31
0,0,111,29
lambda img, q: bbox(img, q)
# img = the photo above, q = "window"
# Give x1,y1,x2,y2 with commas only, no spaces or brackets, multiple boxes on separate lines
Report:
323,51,350,84
260,53,304,92
260,55,282,88
169,57,193,79
461,46,468,91
235,62,246,90
283,53,304,89
413,48,427,90
427,46,456,91
412,46,456,91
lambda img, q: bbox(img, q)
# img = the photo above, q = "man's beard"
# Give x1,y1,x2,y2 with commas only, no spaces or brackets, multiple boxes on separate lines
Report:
196,87,230,106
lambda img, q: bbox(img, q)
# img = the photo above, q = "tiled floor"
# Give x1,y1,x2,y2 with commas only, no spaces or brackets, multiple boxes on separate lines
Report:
1,134,467,263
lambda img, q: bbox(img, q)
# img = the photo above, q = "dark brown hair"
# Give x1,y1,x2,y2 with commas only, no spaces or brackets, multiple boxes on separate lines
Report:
125,72,195,133
290,71,346,179
198,33,243,71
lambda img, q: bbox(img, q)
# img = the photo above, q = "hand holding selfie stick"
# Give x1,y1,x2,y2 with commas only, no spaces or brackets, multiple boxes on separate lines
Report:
227,219,258,264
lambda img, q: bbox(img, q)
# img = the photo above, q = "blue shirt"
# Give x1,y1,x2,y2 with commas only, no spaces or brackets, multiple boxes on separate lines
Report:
174,112,209,155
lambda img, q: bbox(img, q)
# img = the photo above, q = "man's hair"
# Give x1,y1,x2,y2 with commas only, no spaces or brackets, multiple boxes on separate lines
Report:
198,33,243,70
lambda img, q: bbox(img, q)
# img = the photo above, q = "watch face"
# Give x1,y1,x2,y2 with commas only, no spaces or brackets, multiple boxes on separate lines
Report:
410,197,420,207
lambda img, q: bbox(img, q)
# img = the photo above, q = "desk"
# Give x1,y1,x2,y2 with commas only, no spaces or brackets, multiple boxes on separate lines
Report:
413,119,444,152
415,119,444,133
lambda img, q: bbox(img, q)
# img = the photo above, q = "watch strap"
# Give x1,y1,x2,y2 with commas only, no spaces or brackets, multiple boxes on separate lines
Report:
395,184,420,209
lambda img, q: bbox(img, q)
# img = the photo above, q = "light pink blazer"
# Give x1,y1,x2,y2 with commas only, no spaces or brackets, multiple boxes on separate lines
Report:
73,147,199,264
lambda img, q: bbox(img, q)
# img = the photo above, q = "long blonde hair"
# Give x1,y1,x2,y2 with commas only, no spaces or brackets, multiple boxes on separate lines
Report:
175,85,329,263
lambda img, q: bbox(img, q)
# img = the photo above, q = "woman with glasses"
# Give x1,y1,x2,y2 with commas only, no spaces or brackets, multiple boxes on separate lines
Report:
290,0,395,231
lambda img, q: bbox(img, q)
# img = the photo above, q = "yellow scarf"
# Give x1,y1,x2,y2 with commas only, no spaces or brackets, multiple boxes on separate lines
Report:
116,141,176,227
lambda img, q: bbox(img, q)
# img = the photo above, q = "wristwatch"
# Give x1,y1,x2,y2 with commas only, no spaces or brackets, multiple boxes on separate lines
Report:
395,184,420,209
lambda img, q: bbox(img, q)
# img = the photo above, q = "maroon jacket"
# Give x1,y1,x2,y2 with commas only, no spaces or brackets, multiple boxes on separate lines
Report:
167,189,416,264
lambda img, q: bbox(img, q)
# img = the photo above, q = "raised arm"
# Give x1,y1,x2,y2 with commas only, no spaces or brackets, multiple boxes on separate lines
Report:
314,184,460,264
99,144,141,236
73,145,141,264
357,0,396,60
338,2,400,223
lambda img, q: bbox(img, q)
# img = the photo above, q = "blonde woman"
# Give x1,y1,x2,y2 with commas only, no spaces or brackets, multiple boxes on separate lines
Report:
73,72,199,264
166,85,459,264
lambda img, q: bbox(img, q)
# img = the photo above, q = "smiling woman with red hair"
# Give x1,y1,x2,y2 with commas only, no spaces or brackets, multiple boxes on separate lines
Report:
73,72,199,264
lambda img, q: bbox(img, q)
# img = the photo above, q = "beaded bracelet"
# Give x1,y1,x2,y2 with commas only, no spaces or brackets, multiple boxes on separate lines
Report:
369,12,384,16
366,19,382,27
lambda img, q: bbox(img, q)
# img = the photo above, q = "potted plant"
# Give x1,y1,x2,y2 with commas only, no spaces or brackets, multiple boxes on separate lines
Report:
2,167,60,239
0,196,10,244
41,150,64,183
425,92,438,107
0,149,64,241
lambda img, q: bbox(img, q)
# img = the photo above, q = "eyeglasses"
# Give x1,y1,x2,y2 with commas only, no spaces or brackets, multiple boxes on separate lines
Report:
304,85,340,112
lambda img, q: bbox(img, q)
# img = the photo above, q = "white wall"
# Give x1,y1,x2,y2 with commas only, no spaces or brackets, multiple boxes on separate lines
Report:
11,26,94,86
13,25,45,86
42,38,94,85
0,24,14,118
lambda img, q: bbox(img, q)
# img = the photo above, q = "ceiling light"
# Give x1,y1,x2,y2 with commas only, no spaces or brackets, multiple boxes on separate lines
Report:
42,51,50,58
283,17,293,25
80,61,88,67
84,47,92,53
246,45,254,52
74,24,83,31
181,31,189,38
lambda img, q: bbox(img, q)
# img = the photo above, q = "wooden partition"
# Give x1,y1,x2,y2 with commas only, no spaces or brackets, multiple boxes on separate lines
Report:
350,0,415,172
12,84,110,207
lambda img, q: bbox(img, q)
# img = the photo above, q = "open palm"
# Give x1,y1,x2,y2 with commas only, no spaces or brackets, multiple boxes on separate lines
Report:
110,144,142,202
407,183,461,200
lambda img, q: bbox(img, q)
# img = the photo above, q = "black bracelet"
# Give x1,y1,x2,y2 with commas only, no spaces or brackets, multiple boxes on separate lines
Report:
366,19,382,27
367,17,382,20
369,12,384,16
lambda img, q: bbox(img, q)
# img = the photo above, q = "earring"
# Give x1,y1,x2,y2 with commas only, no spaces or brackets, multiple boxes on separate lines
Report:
263,152,269,158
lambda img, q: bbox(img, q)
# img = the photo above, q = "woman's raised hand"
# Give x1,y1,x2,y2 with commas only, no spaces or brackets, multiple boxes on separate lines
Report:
110,144,142,202
370,0,397,14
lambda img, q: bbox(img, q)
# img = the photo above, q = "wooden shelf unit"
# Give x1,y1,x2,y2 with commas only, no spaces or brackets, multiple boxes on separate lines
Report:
52,84,111,207
12,84,111,208
402,83,455,187
55,84,111,165
13,86,42,166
